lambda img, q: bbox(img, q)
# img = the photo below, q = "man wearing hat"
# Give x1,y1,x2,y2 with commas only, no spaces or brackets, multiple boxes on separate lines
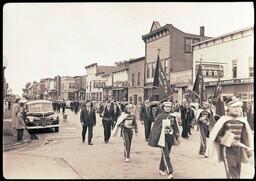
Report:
80,101,96,145
195,100,214,157
148,101,180,179
205,96,253,178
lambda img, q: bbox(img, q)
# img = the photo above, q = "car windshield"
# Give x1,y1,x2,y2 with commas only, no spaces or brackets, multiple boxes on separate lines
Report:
28,103,53,112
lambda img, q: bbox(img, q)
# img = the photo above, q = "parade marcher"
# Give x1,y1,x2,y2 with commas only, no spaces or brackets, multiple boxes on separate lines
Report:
140,99,153,142
151,101,162,122
182,103,195,138
206,96,253,179
111,101,121,129
80,101,96,145
101,101,114,143
12,98,21,136
148,101,180,179
112,104,138,162
62,100,66,114
195,101,214,157
180,99,189,139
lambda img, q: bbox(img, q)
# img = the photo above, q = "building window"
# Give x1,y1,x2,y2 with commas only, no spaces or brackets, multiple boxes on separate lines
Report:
147,64,151,78
184,38,192,53
129,96,133,103
249,57,254,77
69,83,75,89
232,60,237,78
132,73,135,86
137,72,141,86
152,62,156,78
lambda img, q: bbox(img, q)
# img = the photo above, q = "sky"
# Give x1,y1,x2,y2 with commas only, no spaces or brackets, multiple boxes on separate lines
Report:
3,2,254,96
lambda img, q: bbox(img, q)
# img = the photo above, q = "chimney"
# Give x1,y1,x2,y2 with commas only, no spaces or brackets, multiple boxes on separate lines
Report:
200,26,205,36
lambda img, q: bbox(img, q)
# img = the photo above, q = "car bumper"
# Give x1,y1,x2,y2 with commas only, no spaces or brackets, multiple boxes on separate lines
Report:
26,124,59,129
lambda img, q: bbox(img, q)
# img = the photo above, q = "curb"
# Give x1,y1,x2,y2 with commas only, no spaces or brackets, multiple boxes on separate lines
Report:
3,139,32,152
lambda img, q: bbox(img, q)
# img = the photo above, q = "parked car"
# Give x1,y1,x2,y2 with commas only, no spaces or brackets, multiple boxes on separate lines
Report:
24,100,59,132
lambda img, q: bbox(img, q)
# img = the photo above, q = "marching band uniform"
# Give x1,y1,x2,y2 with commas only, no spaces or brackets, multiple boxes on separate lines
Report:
195,101,213,156
206,96,253,178
112,104,138,162
148,102,180,179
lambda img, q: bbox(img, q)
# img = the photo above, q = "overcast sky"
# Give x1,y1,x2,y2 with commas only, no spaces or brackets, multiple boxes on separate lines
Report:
3,2,254,96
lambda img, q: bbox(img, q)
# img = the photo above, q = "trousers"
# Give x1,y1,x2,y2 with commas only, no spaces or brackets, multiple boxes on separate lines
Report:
222,145,242,178
17,129,24,141
198,122,208,155
102,120,112,142
82,124,93,143
159,134,174,174
143,119,152,140
122,128,133,159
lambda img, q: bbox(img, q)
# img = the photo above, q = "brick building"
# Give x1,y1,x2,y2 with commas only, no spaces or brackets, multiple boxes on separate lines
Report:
142,21,210,102
128,56,145,105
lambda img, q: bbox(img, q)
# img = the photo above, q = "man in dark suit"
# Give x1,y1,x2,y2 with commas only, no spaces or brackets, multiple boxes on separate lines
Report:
80,101,96,145
111,101,121,129
101,101,114,143
140,99,153,142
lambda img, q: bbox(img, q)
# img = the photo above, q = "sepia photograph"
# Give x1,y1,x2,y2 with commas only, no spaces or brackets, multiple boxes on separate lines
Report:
2,2,254,179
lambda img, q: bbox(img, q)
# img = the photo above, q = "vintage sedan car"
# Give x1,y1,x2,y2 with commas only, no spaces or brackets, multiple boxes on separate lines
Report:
25,100,59,132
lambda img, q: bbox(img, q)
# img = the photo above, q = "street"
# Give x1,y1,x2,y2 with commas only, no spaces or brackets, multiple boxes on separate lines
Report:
3,109,254,179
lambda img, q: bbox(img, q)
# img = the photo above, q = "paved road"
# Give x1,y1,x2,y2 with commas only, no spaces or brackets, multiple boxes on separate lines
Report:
3,109,254,179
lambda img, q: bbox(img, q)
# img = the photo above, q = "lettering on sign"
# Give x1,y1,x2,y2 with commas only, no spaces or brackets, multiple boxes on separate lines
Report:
93,81,106,88
196,64,224,78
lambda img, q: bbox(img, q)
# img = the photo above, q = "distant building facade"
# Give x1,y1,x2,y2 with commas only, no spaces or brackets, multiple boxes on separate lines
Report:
142,21,210,102
192,26,254,102
85,63,116,101
128,56,145,105
112,64,129,102
60,76,75,101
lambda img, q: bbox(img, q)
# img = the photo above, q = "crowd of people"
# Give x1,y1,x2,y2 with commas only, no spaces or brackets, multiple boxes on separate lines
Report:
10,95,254,179
78,96,254,179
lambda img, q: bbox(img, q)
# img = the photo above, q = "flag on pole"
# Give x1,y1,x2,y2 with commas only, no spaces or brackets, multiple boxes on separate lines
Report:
153,54,173,101
212,76,225,117
192,63,207,105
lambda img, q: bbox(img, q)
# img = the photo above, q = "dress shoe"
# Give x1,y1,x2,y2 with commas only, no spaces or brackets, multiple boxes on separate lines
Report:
167,173,174,179
125,158,130,162
159,170,166,176
88,142,93,145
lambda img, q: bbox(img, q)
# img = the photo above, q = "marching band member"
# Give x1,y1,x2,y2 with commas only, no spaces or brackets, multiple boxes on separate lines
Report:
148,101,180,179
206,96,253,178
112,104,138,162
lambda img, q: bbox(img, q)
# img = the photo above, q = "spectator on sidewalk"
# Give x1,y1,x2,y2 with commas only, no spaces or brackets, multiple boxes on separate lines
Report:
11,98,21,137
61,100,66,114
15,102,26,142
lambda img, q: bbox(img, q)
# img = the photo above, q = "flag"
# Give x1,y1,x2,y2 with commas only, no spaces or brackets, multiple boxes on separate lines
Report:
153,54,173,101
213,77,222,104
192,63,207,105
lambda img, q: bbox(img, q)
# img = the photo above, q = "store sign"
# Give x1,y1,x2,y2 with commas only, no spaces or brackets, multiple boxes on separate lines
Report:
93,81,106,88
205,78,254,86
196,64,224,78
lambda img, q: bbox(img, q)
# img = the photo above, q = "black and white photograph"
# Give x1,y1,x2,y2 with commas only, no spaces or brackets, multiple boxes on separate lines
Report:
2,2,254,179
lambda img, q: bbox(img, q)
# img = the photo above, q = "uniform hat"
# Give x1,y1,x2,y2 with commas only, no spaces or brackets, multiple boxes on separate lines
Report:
125,103,133,109
202,101,209,106
163,101,172,107
225,96,243,107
